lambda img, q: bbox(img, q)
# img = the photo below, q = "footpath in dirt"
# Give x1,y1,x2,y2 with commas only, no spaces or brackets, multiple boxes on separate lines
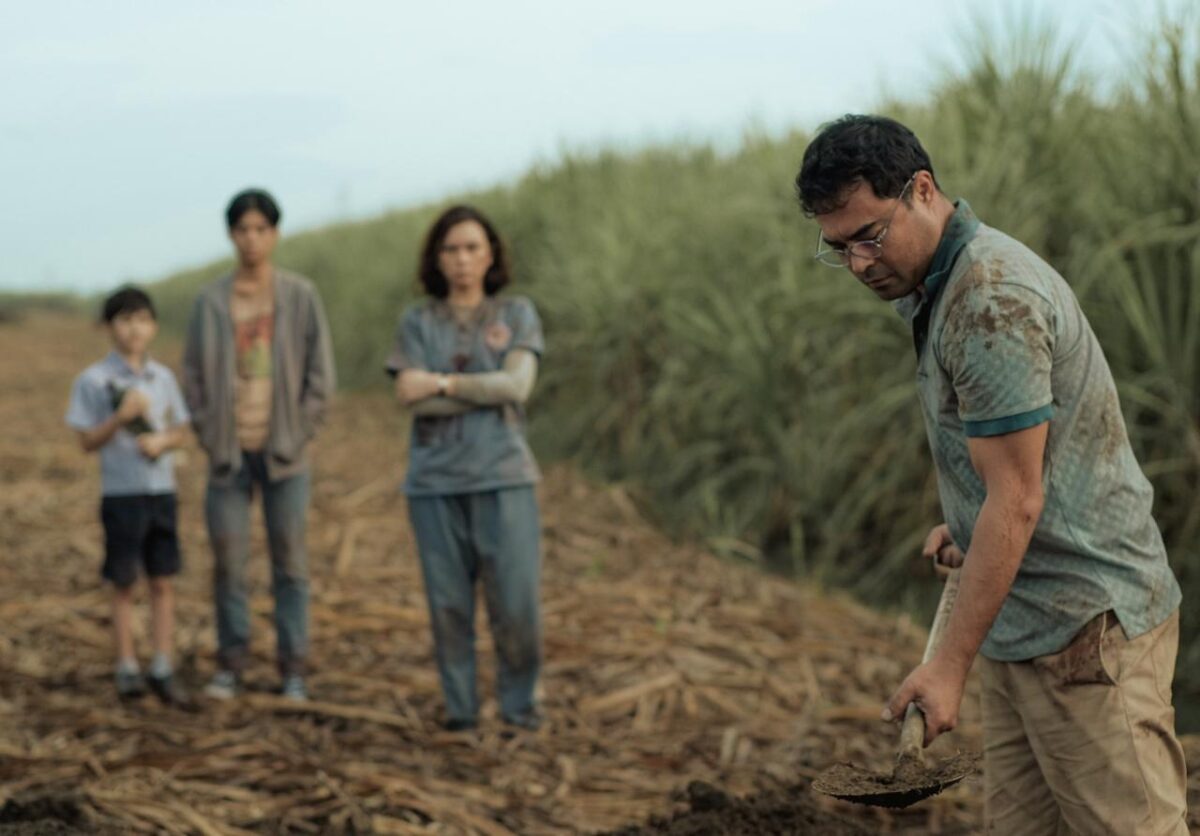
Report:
2,311,1198,835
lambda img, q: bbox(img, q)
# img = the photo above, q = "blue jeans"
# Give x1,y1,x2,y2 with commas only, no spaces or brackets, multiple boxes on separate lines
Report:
407,486,542,723
206,453,310,676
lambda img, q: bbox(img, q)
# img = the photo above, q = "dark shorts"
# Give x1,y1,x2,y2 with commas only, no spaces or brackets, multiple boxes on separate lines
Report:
100,493,181,587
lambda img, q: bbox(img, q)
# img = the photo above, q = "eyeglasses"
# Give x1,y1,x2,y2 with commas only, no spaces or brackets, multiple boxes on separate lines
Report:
813,175,915,268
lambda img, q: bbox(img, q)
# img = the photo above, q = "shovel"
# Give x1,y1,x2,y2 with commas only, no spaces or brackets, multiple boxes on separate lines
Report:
813,568,979,808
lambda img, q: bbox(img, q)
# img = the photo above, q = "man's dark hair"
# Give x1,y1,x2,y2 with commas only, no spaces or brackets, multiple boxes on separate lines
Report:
796,114,939,217
226,188,282,229
418,205,511,299
102,286,156,323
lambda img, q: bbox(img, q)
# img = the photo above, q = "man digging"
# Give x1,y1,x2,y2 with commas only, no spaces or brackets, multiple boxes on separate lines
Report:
796,114,1187,834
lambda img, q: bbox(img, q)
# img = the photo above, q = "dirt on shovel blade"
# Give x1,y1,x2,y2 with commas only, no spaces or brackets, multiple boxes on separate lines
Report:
813,751,980,809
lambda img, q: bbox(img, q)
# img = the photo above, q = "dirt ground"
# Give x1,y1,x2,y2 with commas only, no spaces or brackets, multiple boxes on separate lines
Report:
0,311,1196,834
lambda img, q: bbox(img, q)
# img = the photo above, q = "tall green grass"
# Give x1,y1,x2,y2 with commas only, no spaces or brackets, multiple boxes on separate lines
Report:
150,11,1200,695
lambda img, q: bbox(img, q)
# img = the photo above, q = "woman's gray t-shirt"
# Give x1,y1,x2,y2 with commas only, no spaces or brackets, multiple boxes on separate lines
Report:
387,295,543,497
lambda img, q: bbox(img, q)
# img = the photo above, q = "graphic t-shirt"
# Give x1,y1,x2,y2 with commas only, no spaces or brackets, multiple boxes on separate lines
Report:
231,292,274,453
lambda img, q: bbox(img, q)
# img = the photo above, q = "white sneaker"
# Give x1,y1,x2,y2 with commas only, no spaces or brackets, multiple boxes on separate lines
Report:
203,670,240,700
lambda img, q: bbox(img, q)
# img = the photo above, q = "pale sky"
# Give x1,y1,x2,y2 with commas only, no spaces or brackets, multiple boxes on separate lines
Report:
0,0,1168,291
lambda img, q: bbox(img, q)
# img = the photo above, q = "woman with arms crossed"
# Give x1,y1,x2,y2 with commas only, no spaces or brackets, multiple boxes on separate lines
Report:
388,205,544,732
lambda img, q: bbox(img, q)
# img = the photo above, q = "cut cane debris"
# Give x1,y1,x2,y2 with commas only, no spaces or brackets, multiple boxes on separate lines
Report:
5,314,1199,834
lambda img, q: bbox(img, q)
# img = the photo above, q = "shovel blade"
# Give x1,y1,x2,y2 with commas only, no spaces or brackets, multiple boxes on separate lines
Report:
812,752,979,810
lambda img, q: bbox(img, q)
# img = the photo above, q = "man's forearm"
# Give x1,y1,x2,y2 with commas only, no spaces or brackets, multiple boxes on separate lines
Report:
934,496,1039,674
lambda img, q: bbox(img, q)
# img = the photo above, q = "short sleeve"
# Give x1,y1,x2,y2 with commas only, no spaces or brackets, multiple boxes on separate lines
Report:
65,373,108,431
164,371,191,426
938,282,1055,437
385,308,429,377
508,297,544,358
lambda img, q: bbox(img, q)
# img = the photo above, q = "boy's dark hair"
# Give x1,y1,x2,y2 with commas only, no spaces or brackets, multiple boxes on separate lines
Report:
226,188,282,229
796,114,940,217
418,205,511,299
102,286,156,323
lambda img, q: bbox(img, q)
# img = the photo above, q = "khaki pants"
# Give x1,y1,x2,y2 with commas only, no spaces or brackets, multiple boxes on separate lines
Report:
979,610,1188,835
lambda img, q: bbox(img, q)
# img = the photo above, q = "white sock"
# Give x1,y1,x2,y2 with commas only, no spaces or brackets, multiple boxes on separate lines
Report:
116,657,140,676
149,652,173,679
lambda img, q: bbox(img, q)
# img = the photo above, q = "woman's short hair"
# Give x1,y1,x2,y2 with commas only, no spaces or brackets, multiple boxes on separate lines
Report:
418,205,511,298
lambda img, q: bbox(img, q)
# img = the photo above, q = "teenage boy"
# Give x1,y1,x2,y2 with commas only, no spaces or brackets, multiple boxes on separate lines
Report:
183,188,335,702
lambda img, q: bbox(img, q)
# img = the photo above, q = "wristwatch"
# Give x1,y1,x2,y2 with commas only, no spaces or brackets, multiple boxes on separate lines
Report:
436,375,450,397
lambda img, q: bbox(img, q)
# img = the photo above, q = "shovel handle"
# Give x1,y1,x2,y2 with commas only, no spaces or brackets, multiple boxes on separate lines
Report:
898,568,962,759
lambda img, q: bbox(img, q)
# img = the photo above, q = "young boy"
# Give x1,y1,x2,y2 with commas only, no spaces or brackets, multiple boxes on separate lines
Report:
66,286,192,705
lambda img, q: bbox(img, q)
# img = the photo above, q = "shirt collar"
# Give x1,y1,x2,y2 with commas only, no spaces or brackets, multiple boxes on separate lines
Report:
893,200,980,355
892,199,981,323
105,351,155,380
922,199,980,305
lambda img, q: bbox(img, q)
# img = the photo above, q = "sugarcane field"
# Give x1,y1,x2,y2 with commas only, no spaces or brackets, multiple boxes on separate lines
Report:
6,4,1200,834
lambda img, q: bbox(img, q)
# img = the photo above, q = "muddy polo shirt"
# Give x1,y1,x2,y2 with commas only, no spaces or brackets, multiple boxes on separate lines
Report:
65,353,191,497
387,295,543,497
894,201,1180,662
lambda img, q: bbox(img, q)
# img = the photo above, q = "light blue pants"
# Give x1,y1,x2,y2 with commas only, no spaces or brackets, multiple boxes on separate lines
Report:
206,453,310,676
407,486,542,723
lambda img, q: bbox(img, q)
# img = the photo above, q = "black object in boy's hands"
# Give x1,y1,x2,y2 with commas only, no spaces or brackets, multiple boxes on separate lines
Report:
108,383,153,435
